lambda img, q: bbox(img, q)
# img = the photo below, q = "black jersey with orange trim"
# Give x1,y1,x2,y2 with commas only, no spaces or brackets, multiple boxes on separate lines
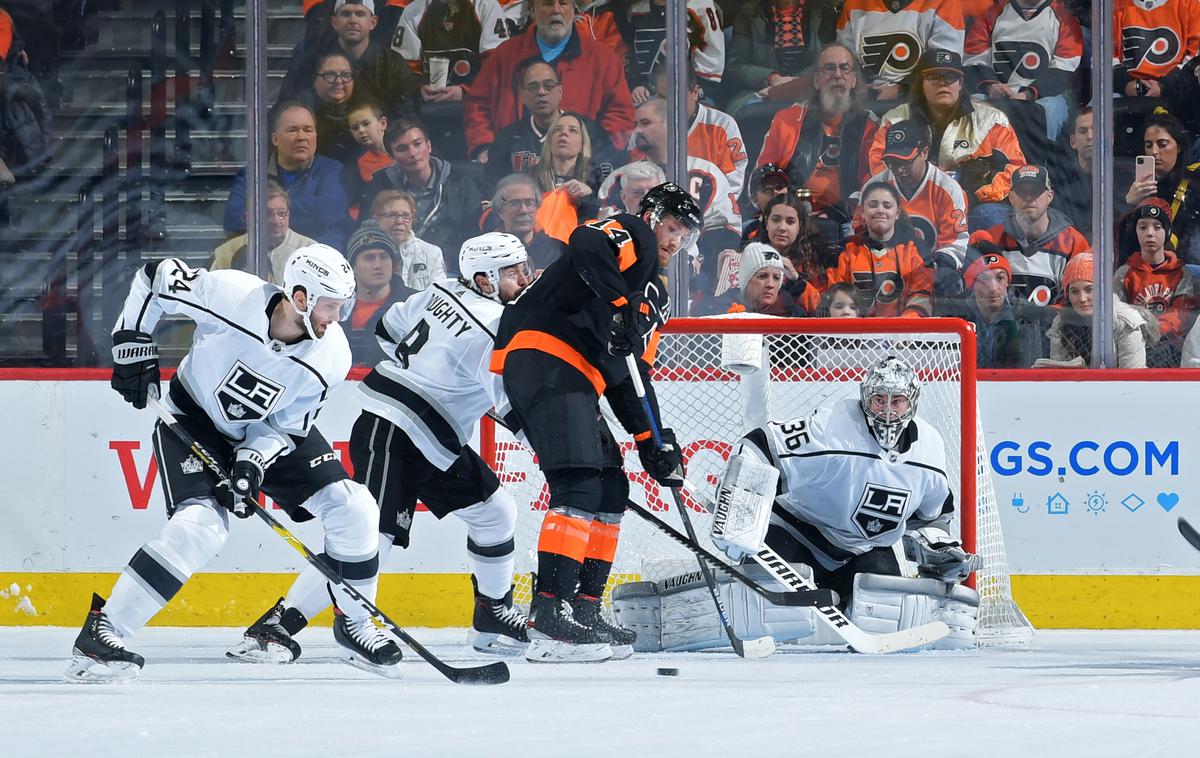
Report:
492,213,661,393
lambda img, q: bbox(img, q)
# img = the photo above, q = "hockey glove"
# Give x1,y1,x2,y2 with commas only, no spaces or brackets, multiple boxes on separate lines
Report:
638,428,686,488
111,330,160,409
903,527,980,583
214,449,264,519
607,293,654,357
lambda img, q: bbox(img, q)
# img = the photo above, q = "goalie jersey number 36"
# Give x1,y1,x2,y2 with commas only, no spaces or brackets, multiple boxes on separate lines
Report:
751,398,953,557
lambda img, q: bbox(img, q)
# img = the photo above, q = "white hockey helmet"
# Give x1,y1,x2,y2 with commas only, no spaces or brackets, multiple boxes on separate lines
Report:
459,232,529,303
283,243,356,339
860,356,920,451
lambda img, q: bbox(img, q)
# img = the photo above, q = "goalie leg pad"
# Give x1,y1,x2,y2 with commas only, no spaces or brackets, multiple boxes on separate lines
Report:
710,452,778,561
610,563,816,652
848,573,979,650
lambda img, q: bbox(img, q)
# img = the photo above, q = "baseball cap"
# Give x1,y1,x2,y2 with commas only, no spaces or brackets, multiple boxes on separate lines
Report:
334,0,376,13
963,251,1012,290
881,120,929,161
1010,165,1052,195
919,49,964,76
751,163,789,192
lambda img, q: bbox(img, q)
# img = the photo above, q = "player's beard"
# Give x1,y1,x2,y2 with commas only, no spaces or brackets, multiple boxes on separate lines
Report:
819,87,853,118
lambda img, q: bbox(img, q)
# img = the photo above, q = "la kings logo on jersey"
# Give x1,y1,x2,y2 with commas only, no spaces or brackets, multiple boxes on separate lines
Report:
215,361,284,424
852,484,911,540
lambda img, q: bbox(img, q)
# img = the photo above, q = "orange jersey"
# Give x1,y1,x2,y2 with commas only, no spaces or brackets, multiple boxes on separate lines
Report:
858,164,970,266
1116,249,1198,338
837,0,966,85
827,233,934,317
576,8,627,60
871,100,1027,203
688,104,748,197
757,105,879,214
1114,0,1200,81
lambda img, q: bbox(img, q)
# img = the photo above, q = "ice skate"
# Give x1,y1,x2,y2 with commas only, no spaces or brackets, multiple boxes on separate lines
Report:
64,593,144,683
572,595,636,660
525,593,613,663
333,606,403,678
467,578,529,655
226,598,303,663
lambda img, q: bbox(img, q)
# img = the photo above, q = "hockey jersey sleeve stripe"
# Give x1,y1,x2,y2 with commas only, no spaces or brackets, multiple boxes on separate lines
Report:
778,448,882,462
287,356,331,390
158,294,265,344
903,459,948,480
489,329,607,395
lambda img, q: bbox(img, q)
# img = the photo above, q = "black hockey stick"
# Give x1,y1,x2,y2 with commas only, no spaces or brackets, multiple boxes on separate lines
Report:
1179,517,1200,552
148,395,509,686
623,355,776,659
624,499,836,607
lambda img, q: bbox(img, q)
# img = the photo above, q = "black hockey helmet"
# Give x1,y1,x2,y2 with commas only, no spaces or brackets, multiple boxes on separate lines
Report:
638,182,703,241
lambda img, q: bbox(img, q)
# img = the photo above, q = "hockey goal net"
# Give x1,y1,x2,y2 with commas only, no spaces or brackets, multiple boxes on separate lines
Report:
484,316,1033,647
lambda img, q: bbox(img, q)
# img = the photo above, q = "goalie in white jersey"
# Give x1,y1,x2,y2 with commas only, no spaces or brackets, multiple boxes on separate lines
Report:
229,233,536,659
616,357,981,652
66,245,403,682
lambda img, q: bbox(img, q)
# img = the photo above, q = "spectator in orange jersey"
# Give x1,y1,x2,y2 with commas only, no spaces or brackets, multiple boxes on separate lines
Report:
968,165,1089,306
1115,198,1198,366
463,0,634,161
1114,0,1200,112
817,282,868,318
827,181,934,317
728,242,808,316
756,43,880,237
871,50,1027,230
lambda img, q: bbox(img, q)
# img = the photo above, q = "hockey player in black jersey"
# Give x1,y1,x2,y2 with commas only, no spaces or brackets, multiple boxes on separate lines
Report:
67,245,402,682
490,182,703,662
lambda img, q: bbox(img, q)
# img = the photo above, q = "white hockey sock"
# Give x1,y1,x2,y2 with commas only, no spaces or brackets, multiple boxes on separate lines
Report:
457,491,517,599
282,563,334,623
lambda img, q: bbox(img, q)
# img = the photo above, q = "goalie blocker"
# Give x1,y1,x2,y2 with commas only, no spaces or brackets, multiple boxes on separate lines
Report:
612,564,978,652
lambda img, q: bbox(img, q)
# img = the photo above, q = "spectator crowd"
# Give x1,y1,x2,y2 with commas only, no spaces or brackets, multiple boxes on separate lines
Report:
210,0,1200,369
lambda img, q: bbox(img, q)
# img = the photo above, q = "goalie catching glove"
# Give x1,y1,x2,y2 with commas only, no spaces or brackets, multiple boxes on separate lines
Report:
214,449,264,519
607,293,655,357
637,428,685,488
903,527,980,583
111,330,160,409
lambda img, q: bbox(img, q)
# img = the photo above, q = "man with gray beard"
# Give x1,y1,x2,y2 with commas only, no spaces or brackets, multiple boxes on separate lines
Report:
756,44,880,240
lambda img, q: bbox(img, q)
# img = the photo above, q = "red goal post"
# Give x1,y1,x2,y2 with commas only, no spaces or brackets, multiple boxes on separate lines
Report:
482,316,1032,646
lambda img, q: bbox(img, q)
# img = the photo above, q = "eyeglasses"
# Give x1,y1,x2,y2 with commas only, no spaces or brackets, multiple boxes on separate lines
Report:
318,71,354,84
503,198,538,210
817,62,854,76
922,72,962,86
521,80,561,94
266,209,289,220
376,211,414,222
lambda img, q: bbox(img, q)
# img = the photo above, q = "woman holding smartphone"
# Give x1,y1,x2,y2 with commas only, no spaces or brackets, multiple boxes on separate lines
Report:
1121,109,1200,263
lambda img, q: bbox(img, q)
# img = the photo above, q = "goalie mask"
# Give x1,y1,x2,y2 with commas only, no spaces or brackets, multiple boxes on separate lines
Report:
638,182,703,253
283,244,356,340
860,356,920,451
459,232,530,303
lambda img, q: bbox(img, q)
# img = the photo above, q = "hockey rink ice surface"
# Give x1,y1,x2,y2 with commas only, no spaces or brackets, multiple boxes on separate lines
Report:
2,627,1199,757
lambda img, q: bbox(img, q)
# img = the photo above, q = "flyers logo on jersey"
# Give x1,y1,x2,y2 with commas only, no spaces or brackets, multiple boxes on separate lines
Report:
852,484,911,540
1123,28,1181,68
861,32,922,76
993,40,1049,81
215,361,284,424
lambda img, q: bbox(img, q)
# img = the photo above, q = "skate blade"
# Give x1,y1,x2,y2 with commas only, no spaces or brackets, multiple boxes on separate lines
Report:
525,638,613,663
468,629,529,656
225,639,296,664
340,652,404,679
609,644,634,661
63,655,140,684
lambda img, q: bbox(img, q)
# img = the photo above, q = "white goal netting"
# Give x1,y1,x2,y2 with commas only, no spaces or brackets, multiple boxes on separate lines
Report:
487,316,1033,647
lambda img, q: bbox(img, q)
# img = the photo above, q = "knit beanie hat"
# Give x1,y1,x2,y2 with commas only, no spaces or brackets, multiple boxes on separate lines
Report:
738,242,786,290
1060,252,1094,290
347,219,398,265
1132,197,1173,240
963,251,1012,290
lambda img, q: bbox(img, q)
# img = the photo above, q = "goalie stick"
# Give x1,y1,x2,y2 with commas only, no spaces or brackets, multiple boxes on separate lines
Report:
148,395,509,686
679,478,950,654
483,411,833,608
623,355,776,659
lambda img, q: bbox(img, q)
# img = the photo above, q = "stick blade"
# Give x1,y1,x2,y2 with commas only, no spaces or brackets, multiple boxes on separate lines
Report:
1179,517,1200,552
442,660,511,685
734,636,777,659
855,621,950,654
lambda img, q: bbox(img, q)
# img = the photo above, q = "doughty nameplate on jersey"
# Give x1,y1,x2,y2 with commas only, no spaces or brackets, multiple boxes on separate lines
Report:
215,361,284,423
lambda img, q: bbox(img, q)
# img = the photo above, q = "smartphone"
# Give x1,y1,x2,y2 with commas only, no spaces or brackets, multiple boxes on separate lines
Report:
1136,155,1155,183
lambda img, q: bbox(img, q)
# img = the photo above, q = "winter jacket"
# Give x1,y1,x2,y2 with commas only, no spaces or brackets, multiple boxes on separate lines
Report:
281,37,421,121
395,234,446,291
727,0,838,94
1115,249,1198,341
210,228,319,283
938,294,1052,368
968,208,1090,305
827,230,934,317
361,156,482,273
871,98,1027,204
1042,295,1158,368
462,25,634,157
224,154,350,250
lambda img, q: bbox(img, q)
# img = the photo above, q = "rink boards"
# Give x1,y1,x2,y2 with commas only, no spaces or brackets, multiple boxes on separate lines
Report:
3,370,1200,628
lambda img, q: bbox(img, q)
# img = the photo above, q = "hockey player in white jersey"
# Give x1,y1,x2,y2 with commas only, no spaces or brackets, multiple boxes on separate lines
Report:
228,233,535,660
66,245,402,682
614,357,980,651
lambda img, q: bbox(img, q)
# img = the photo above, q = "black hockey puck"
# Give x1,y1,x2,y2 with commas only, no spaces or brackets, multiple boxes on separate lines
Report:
656,667,679,677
